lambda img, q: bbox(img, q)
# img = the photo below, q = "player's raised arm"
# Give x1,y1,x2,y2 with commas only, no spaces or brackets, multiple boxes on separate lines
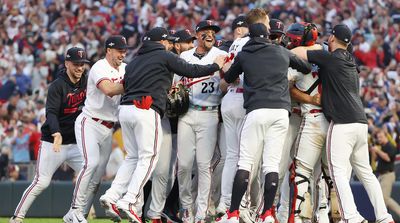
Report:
166,53,225,78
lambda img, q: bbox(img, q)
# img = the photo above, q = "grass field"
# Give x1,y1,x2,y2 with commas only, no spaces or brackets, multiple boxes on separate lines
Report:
0,217,129,223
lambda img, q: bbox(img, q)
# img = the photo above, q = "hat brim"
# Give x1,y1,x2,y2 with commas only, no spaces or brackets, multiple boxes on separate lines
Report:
270,30,285,35
175,36,197,43
69,59,91,63
197,25,221,33
166,36,177,41
107,45,135,50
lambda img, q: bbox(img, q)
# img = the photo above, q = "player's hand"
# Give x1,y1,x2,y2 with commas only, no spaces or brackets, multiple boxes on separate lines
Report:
52,132,62,152
311,94,321,106
214,55,226,69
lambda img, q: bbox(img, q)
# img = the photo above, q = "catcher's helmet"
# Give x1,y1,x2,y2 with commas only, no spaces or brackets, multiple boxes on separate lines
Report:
285,22,318,49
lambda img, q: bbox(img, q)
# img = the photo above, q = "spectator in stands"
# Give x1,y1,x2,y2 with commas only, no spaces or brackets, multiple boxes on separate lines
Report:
13,64,31,96
7,164,26,182
371,129,400,217
0,146,10,181
11,123,30,163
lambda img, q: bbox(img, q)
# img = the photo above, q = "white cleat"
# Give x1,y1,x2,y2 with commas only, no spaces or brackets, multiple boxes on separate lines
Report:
63,208,87,223
116,199,142,223
99,195,122,222
9,216,23,223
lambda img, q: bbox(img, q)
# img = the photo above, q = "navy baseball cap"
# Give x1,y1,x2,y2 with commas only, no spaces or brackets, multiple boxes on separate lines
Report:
65,47,90,63
173,29,196,43
269,19,285,35
231,16,248,31
332,24,352,44
143,27,176,42
249,23,268,38
105,35,130,49
196,20,221,33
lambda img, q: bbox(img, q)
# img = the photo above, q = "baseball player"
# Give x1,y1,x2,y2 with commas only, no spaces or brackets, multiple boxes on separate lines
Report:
9,47,89,223
217,10,269,223
282,22,331,223
64,35,128,223
291,24,394,223
217,22,311,223
99,27,226,223
264,19,306,223
207,17,249,215
174,20,227,223
145,29,197,223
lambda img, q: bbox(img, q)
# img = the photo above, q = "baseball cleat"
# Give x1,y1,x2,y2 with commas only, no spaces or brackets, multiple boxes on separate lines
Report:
117,200,142,223
9,216,23,223
215,210,239,223
63,208,87,223
63,209,74,223
256,209,275,223
99,195,122,222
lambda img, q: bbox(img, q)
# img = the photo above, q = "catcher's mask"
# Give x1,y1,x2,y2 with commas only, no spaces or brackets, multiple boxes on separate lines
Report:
285,22,318,49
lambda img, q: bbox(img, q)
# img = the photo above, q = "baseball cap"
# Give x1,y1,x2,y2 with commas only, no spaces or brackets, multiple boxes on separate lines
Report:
195,20,221,33
249,23,269,38
332,24,352,44
105,35,130,49
231,16,248,31
173,29,196,43
65,47,90,63
143,27,176,42
269,19,285,35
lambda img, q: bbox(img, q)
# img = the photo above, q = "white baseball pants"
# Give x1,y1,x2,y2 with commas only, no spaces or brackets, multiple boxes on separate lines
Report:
177,108,219,220
71,113,113,212
219,90,263,212
147,117,177,219
238,108,289,175
326,122,393,223
14,141,82,218
105,105,162,212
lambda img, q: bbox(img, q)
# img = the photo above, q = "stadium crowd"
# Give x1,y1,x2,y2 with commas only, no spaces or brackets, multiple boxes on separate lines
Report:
0,0,399,182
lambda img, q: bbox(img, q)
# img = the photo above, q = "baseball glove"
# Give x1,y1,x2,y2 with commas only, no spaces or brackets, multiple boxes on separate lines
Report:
166,83,189,118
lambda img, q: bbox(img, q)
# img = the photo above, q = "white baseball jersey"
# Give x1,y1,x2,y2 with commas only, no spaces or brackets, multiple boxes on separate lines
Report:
288,67,303,110
177,47,227,107
82,59,126,122
227,36,250,89
292,65,322,115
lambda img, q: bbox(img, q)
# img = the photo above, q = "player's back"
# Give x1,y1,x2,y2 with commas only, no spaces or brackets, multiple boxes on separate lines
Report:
237,39,291,113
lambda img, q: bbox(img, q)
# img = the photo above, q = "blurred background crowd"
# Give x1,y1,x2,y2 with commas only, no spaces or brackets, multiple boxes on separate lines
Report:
0,0,399,182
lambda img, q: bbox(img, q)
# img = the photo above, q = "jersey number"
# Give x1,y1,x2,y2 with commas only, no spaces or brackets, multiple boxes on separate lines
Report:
201,82,215,93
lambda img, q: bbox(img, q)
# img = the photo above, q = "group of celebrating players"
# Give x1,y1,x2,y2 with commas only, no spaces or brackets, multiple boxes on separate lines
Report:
9,7,396,223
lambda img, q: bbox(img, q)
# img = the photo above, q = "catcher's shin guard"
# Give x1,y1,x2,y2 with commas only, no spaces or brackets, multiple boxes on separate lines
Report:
321,167,340,221
288,161,312,223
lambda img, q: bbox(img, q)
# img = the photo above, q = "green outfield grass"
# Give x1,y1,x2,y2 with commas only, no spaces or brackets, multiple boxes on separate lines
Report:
0,217,130,223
